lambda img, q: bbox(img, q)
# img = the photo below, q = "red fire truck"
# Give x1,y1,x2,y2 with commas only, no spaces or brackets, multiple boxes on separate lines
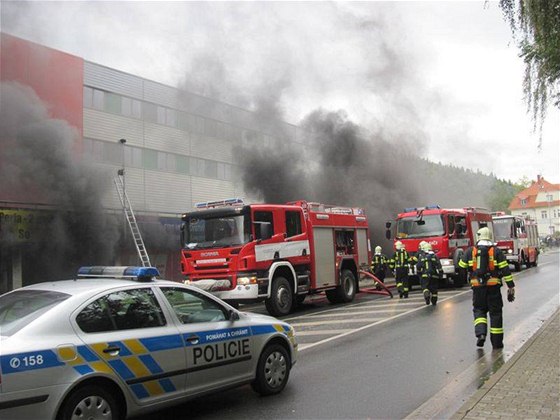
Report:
492,213,539,271
180,199,371,316
386,205,493,287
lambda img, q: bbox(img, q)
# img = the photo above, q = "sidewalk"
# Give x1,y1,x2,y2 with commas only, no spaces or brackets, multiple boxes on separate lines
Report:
452,309,560,419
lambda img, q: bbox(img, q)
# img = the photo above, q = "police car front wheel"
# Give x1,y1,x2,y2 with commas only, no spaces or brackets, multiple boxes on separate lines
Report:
58,384,121,420
251,343,291,396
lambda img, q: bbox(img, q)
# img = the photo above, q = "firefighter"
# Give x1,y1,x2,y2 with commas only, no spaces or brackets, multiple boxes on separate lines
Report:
416,241,443,305
458,226,515,349
371,246,388,288
390,241,410,298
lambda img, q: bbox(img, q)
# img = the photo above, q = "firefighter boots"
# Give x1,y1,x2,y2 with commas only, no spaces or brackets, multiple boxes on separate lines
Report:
476,334,486,347
423,290,430,305
431,296,438,305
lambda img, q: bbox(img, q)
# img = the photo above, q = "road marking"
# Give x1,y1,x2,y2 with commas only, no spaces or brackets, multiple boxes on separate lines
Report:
299,290,471,352
291,318,383,327
300,309,410,318
295,329,352,336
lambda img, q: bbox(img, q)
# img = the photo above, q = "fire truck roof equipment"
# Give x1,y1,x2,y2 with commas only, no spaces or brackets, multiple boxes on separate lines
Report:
194,198,244,209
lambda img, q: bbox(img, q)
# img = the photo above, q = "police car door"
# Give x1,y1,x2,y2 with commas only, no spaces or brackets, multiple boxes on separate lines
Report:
73,286,187,404
159,287,254,395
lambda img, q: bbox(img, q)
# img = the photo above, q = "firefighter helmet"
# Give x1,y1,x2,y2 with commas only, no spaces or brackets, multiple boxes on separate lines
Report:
476,226,492,242
375,246,382,254
395,241,404,250
419,241,430,252
424,242,433,252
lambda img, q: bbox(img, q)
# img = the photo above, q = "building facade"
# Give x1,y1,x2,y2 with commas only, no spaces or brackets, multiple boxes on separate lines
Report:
509,176,560,238
0,33,305,291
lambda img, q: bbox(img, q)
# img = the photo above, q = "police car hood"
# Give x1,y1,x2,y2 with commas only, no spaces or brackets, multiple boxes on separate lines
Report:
241,311,285,325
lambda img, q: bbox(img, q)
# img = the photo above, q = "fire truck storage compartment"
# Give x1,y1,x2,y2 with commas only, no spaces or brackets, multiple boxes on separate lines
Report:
313,227,337,288
356,228,369,268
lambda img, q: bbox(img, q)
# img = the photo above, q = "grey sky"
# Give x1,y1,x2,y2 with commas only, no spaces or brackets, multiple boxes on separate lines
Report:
2,0,559,183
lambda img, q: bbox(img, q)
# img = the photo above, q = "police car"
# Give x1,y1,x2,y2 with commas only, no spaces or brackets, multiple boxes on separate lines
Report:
0,266,297,420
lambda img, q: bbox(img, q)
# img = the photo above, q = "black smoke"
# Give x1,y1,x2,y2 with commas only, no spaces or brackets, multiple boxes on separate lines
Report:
0,81,120,283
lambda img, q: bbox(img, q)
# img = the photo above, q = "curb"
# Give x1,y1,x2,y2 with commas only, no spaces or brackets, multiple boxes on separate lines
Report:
452,307,560,419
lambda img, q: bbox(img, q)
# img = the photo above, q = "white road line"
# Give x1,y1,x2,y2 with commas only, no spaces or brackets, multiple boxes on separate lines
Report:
291,318,383,327
299,289,471,352
301,309,411,318
295,329,352,336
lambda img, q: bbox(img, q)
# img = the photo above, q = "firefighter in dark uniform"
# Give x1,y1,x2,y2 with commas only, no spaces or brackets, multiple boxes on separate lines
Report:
416,241,443,305
458,227,515,349
390,241,410,298
371,246,388,287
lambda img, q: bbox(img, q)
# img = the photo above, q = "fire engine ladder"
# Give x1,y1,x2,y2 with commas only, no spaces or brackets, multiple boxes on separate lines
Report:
114,172,152,267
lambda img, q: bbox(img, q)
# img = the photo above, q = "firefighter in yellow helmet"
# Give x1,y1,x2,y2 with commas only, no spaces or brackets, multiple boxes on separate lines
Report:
416,241,443,305
371,245,388,287
458,226,515,349
389,241,410,298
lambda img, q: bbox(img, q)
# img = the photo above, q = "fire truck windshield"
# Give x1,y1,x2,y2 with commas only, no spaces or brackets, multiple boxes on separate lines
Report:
396,215,445,239
182,214,251,249
493,218,514,240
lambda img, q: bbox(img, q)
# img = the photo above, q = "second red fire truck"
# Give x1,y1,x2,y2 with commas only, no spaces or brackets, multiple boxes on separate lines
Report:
386,205,493,287
492,212,539,271
180,199,371,316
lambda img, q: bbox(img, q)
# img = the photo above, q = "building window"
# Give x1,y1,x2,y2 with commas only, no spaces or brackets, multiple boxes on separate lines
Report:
217,162,232,180
520,198,527,206
157,152,176,172
176,155,189,174
103,142,122,165
541,210,548,219
546,194,553,202
204,160,217,178
104,92,121,114
143,149,157,170
83,87,93,108
166,108,177,127
143,102,158,123
124,146,142,168
92,89,104,110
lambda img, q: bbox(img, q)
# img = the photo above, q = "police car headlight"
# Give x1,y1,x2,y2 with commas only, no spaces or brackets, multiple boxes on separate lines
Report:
237,275,257,285
507,249,513,254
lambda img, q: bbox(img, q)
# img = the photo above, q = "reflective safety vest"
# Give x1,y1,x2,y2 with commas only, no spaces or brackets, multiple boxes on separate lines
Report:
471,246,501,287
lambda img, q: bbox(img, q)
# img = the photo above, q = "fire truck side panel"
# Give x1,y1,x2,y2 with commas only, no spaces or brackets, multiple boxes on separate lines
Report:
254,240,310,262
356,228,369,269
311,227,337,288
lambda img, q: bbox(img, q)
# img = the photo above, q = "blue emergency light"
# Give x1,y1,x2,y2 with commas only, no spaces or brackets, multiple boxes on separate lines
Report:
77,266,160,282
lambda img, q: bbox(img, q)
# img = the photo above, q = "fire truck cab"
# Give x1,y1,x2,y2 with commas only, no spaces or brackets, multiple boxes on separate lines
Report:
180,199,371,316
386,205,493,287
492,213,539,271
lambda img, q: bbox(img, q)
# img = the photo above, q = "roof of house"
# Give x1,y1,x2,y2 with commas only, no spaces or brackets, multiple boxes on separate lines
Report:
508,177,560,210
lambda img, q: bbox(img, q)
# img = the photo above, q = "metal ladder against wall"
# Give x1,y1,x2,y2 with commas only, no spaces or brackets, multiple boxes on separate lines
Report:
114,173,152,267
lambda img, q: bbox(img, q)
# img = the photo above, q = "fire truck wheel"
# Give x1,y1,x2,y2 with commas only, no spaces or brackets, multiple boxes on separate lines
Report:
251,343,291,396
265,276,294,316
326,269,356,304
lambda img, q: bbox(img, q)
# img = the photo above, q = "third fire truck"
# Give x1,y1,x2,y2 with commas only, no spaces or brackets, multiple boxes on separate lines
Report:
386,205,493,287
492,212,539,271
180,199,371,316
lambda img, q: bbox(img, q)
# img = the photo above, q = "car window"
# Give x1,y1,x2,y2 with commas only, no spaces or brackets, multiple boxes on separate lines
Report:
0,290,70,336
161,287,227,324
76,288,166,333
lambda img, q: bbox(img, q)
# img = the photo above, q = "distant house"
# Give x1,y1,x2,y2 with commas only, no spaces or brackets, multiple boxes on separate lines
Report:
509,175,560,237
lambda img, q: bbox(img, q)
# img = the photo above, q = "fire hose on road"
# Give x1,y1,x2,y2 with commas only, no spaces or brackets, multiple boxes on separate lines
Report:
359,270,394,298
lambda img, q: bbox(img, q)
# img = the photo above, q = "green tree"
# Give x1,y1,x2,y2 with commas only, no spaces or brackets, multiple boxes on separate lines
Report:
499,0,560,148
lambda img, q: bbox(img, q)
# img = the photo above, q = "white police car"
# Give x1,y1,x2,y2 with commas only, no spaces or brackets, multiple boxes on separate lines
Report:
0,267,297,420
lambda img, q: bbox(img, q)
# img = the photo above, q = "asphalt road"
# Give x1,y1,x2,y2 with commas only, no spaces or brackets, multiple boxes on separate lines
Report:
140,250,559,419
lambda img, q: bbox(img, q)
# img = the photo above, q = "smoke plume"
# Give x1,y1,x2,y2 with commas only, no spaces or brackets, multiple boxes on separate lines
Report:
0,81,120,283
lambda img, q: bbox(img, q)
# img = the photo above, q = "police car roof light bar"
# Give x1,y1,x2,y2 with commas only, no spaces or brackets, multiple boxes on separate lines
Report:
77,266,160,282
195,198,244,209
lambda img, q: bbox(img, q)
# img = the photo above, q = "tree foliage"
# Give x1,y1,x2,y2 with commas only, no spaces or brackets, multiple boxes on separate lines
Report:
499,0,560,148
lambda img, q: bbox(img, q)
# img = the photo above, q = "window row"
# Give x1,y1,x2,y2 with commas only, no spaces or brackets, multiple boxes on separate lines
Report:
84,86,264,143
83,138,233,181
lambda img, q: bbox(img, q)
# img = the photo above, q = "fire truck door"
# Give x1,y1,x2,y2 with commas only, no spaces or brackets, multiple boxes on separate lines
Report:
312,227,337,287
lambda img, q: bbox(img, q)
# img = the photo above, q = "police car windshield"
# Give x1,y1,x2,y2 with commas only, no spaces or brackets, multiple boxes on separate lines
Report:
493,218,514,240
183,214,251,250
396,215,445,238
0,290,70,336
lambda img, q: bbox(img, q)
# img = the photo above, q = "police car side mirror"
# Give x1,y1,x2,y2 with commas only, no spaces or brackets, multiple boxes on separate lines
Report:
228,309,240,321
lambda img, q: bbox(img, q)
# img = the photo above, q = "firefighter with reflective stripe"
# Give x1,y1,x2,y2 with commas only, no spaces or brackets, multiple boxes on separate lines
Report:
371,246,388,288
416,241,443,306
390,241,410,298
458,227,515,349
